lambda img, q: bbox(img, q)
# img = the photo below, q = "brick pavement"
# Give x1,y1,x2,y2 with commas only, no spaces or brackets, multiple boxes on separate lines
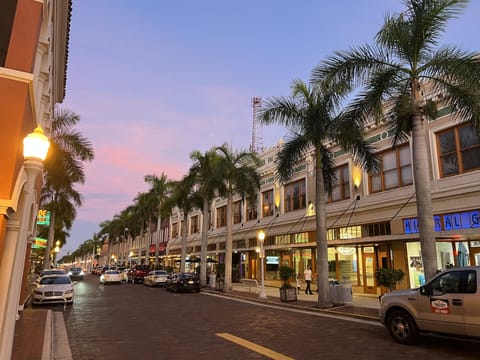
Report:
12,283,379,359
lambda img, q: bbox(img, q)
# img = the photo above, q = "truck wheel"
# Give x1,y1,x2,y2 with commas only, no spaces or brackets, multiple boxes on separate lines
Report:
386,309,419,345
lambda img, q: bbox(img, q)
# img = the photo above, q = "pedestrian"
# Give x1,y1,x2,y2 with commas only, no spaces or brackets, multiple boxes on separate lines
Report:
304,266,313,295
296,274,301,294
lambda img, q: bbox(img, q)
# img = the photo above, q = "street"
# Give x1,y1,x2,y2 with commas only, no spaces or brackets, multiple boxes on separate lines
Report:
42,275,479,359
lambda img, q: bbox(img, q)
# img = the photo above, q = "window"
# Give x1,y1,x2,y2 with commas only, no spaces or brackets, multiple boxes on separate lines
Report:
190,215,199,234
246,195,258,221
369,145,412,193
216,205,227,228
437,125,480,177
284,179,306,212
432,271,461,294
329,164,350,202
262,190,274,217
233,200,242,224
172,222,178,238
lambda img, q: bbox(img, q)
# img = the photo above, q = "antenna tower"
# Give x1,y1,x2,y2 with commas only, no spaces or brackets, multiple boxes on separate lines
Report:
251,97,263,153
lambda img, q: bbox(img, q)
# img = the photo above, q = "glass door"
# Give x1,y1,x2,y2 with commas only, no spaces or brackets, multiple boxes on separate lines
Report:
362,252,377,294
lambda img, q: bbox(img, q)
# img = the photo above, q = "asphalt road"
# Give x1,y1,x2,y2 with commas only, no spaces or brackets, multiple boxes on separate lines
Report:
47,274,479,360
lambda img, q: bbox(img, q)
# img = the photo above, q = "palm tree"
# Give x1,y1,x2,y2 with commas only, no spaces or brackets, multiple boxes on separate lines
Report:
312,0,480,281
189,149,223,286
41,108,94,268
144,173,172,266
168,174,199,272
214,144,261,293
258,79,377,308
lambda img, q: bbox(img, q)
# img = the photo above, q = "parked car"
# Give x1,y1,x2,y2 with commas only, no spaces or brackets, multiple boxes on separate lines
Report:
120,268,130,282
379,266,480,344
165,272,200,293
144,270,169,287
100,270,123,285
33,274,74,305
127,265,150,284
68,267,85,281
37,268,66,282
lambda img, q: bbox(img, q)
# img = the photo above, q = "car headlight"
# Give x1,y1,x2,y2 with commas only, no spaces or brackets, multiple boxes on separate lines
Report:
68,271,72,276
34,290,43,295
65,289,73,295
80,271,85,275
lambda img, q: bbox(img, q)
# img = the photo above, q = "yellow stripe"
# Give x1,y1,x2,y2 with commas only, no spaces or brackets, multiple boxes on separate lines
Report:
216,333,294,360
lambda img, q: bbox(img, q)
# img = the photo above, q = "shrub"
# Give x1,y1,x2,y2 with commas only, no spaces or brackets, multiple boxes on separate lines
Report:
279,265,295,288
375,268,405,292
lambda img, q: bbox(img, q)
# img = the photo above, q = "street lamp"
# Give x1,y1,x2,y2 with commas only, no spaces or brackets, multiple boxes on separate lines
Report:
257,229,267,299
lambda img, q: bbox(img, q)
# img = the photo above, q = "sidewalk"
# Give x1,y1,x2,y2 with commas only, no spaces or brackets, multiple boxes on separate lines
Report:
204,282,380,320
12,282,379,359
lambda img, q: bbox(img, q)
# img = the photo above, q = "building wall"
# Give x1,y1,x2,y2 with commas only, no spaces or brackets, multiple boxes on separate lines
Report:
0,0,71,358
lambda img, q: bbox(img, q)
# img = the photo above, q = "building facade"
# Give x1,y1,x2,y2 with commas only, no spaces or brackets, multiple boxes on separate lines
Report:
166,94,480,295
0,0,71,358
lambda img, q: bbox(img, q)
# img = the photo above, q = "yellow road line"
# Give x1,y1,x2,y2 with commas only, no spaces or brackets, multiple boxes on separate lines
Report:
216,332,294,360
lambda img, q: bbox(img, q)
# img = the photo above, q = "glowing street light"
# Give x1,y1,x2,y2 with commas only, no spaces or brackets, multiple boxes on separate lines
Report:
257,229,267,299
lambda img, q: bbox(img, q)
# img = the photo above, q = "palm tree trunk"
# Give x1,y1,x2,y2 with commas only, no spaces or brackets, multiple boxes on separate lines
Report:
315,150,333,308
180,214,188,272
154,205,161,266
223,191,233,292
412,110,438,280
43,211,55,269
200,199,209,286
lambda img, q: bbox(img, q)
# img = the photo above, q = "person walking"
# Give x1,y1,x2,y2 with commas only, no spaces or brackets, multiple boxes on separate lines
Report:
296,274,301,294
304,266,313,295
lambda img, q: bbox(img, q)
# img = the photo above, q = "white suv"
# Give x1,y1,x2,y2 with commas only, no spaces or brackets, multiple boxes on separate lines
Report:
379,266,480,344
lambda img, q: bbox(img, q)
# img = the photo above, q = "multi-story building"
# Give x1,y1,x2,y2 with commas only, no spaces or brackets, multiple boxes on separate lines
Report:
0,1,71,358
166,92,480,296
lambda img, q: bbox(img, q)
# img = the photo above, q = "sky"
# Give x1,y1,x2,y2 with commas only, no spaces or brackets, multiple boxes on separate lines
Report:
59,0,480,257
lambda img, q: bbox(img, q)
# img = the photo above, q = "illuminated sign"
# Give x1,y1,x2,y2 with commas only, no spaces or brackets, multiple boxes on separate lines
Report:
404,210,480,234
36,209,51,226
32,237,47,249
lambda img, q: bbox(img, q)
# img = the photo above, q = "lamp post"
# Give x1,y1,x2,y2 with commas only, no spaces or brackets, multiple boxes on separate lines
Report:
0,127,50,359
257,230,267,299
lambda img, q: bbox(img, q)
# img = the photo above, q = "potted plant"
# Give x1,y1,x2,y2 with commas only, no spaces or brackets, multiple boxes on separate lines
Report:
215,263,225,291
375,267,405,293
278,265,297,302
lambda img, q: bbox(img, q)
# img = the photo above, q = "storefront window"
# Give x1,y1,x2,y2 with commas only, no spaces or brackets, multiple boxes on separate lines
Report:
336,246,358,284
437,242,454,270
406,242,424,288
455,241,470,267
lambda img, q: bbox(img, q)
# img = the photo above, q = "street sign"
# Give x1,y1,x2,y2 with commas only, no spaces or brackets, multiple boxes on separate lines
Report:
37,209,50,225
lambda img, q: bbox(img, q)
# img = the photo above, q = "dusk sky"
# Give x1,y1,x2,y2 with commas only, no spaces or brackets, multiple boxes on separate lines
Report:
59,0,480,257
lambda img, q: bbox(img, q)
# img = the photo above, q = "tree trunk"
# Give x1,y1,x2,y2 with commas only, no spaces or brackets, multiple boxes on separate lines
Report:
200,199,209,286
154,206,161,266
180,212,188,273
315,149,333,308
223,191,233,292
412,110,438,280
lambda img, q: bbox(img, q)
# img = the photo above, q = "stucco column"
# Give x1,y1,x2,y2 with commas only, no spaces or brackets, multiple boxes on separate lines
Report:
0,159,42,360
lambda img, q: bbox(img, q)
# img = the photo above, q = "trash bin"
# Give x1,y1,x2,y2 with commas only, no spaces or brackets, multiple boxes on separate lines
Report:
329,284,341,304
339,283,353,303
208,273,216,288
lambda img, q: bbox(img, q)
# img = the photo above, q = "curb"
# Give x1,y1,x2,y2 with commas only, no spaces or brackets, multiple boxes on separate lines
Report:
41,310,52,360
202,288,380,322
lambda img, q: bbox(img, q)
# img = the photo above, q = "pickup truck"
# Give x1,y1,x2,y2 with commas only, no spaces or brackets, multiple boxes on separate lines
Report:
127,265,150,284
379,266,480,344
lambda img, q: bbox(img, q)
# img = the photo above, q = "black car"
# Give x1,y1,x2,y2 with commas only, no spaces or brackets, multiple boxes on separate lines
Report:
68,267,85,281
165,272,200,293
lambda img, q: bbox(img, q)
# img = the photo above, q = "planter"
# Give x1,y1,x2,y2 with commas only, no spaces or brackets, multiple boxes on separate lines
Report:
279,287,297,302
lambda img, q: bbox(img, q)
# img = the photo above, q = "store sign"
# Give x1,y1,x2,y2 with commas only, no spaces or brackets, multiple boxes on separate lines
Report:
36,209,50,226
404,210,480,234
32,237,47,249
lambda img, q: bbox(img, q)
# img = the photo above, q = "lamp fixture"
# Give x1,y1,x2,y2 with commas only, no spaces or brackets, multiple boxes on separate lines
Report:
352,165,362,191
23,127,50,161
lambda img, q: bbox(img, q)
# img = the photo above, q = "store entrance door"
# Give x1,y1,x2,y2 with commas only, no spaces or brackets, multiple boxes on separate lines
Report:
362,253,377,294
470,248,480,265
